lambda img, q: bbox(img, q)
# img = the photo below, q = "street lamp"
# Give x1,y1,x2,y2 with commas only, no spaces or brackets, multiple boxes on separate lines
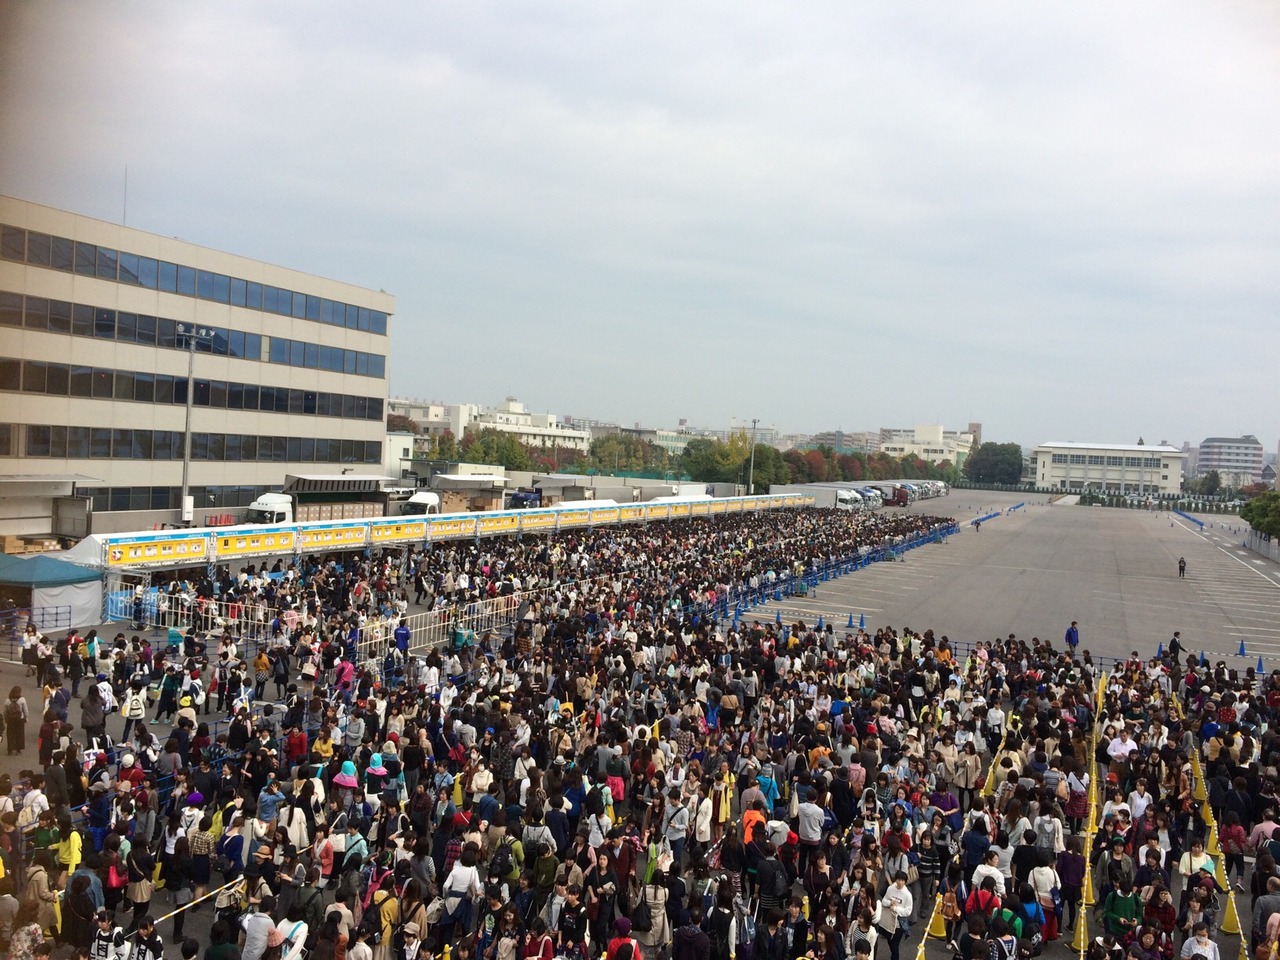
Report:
747,418,759,495
177,324,214,524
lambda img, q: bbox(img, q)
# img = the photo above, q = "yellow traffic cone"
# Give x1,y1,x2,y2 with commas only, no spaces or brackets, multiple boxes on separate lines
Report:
1194,761,1208,802
1074,909,1090,953
444,945,453,960
1220,890,1241,935
929,896,948,939
1084,861,1096,906
1207,821,1221,856
1215,856,1229,891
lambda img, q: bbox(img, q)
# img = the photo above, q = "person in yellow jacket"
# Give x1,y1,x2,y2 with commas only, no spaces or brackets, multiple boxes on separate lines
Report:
57,813,82,877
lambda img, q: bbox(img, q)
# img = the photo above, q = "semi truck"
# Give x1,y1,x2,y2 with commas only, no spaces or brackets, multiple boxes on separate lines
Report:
767,484,865,511
244,474,436,524
865,482,911,507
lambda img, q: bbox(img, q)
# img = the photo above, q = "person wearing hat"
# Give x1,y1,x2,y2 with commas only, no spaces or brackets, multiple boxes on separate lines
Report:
400,919,424,959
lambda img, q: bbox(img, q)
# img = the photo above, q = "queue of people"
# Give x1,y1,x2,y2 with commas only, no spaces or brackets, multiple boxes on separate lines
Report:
0,502,1262,960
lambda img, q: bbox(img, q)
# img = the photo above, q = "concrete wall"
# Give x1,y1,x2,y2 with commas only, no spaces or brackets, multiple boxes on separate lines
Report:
1245,529,1280,563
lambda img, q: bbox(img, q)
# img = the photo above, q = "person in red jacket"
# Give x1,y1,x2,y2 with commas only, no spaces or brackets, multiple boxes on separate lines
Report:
284,724,310,772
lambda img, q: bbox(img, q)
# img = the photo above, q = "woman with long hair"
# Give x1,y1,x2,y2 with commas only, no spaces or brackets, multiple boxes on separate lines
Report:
584,849,619,948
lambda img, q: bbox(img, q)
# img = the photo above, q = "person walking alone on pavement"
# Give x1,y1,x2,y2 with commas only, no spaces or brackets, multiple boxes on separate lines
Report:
1178,557,1186,579
1065,621,1079,654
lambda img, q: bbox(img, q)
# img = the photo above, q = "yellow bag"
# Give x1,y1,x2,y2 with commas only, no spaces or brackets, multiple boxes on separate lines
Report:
153,860,166,890
210,806,225,840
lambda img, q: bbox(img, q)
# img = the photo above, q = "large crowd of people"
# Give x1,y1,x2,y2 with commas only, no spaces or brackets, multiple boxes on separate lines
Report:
0,504,1270,960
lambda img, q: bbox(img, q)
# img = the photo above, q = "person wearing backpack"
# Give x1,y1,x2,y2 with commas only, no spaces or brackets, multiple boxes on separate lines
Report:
288,867,325,933
706,885,739,960
489,830,523,886
940,863,970,951
1032,810,1063,856
3,688,28,755
965,876,1002,923
1101,879,1140,941
121,682,148,742
986,915,1019,960
1012,883,1045,956
756,843,790,917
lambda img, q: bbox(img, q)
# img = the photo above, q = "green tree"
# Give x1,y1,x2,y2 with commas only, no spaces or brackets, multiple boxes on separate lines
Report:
426,430,459,461
588,433,670,474
963,442,1024,485
681,437,744,484
460,427,533,471
1201,470,1222,497
749,443,792,492
1241,491,1280,537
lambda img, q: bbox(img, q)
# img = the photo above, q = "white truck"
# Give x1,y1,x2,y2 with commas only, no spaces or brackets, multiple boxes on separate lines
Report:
243,474,440,524
767,483,865,511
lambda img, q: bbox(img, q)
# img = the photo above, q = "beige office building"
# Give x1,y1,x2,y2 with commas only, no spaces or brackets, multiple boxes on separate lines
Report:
0,196,393,537
1032,442,1184,495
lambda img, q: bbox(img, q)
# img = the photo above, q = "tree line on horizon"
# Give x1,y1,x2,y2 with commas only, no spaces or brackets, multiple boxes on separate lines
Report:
392,415,960,490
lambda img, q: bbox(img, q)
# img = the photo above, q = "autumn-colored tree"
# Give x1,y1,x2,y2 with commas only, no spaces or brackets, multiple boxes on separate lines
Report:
803,450,828,482
387,412,419,433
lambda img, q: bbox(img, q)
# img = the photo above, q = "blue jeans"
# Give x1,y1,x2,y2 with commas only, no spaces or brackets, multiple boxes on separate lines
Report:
669,836,686,865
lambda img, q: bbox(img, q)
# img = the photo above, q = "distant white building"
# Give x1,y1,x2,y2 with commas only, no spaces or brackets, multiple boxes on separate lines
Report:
1032,442,1185,495
879,424,974,467
384,430,416,479
1197,435,1264,488
388,397,590,451
468,397,591,450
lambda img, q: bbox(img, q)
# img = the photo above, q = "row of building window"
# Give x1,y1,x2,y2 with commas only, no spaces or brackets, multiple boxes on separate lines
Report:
0,358,385,421
0,223,389,335
16,424,381,464
1048,454,1168,468
79,485,275,514
0,291,386,379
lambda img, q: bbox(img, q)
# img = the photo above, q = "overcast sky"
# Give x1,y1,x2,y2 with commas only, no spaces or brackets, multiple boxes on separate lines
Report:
2,2,1278,451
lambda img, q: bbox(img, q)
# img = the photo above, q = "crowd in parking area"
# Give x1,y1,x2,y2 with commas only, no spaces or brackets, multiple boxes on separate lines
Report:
0,501,1272,960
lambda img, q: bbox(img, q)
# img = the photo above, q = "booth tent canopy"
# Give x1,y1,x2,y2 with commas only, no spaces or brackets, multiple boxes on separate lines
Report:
0,554,102,587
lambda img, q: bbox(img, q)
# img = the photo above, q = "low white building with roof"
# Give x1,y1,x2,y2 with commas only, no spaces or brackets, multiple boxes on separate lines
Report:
1031,441,1185,495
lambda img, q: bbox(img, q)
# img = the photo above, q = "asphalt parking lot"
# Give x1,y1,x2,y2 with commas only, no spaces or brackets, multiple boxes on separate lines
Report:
761,489,1280,667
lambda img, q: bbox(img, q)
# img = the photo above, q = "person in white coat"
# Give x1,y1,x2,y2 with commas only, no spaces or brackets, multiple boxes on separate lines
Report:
694,784,714,853
881,872,915,960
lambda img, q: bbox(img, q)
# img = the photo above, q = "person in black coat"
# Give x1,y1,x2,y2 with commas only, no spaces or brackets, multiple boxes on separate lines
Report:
673,909,711,960
753,909,789,960
782,898,809,960
830,768,856,828
63,873,99,950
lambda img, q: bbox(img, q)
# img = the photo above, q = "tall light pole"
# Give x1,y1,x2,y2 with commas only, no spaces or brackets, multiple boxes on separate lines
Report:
747,418,759,495
177,324,214,525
